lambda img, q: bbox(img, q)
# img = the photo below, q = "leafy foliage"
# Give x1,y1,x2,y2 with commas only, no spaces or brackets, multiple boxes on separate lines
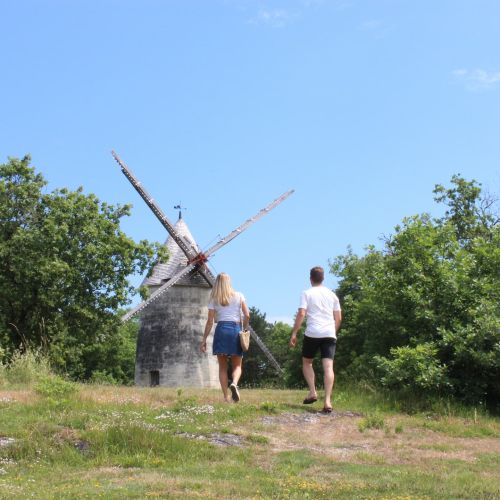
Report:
243,307,290,386
34,374,78,406
0,156,166,380
244,308,319,389
331,175,499,408
374,343,450,396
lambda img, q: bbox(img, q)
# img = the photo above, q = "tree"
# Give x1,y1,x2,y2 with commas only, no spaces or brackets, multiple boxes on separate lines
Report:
0,156,166,379
240,306,313,389
331,175,499,408
243,307,275,386
433,174,498,244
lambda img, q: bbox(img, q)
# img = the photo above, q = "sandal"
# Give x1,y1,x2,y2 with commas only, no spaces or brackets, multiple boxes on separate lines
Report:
303,397,318,405
322,407,333,413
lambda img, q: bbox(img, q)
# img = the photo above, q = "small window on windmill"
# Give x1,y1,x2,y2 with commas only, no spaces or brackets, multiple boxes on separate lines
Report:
150,370,160,387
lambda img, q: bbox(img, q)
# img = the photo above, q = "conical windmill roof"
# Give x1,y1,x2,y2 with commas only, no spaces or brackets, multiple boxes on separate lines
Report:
142,218,213,288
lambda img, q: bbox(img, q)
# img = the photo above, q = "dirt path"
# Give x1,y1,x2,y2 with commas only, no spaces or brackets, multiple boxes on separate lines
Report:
246,410,500,466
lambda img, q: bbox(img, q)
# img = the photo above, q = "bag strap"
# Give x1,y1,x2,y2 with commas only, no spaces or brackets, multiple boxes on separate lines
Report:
239,294,243,331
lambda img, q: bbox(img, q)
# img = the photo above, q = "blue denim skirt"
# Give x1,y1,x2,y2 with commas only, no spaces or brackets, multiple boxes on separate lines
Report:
213,321,243,357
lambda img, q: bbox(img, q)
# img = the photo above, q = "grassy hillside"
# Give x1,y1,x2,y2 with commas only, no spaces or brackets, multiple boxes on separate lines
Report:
0,380,499,499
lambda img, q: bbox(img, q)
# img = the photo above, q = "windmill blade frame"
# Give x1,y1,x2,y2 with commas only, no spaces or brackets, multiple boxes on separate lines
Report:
122,263,196,322
111,150,214,287
248,325,284,375
111,150,196,259
201,189,295,260
113,151,292,375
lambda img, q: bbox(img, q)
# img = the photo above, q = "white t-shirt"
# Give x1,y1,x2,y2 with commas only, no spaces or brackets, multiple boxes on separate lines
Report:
208,292,246,323
299,285,341,339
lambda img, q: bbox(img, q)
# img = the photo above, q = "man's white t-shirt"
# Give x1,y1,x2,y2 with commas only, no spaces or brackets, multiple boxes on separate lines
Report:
299,285,341,339
208,292,245,323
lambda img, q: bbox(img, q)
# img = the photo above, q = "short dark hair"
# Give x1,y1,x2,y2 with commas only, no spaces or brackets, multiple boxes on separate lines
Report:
310,266,324,284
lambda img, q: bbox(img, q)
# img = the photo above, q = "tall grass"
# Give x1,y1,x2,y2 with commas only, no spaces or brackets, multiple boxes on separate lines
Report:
334,380,496,419
0,349,52,387
0,349,78,406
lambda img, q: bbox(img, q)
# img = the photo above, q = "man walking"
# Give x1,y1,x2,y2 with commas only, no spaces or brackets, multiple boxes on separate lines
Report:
289,266,342,413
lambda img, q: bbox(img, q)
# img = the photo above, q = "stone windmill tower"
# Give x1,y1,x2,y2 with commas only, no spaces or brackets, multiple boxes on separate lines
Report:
112,151,292,387
135,215,219,387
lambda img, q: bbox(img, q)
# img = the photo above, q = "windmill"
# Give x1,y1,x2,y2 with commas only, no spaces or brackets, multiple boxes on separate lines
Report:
112,151,293,387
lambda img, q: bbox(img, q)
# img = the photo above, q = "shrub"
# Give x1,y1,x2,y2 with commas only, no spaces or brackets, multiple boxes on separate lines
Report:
34,374,77,404
89,370,118,385
331,176,499,408
375,343,450,397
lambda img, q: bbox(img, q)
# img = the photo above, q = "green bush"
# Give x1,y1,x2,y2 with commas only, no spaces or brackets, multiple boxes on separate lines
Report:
375,343,450,397
34,374,77,403
89,370,118,385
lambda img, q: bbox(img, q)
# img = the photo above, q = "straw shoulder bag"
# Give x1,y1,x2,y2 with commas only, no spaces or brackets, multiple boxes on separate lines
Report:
239,296,250,352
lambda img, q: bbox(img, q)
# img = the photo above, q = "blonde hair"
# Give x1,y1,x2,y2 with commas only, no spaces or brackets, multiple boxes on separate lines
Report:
210,273,235,306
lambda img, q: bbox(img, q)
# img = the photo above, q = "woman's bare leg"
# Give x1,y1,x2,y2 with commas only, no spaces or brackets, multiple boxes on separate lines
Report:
217,355,230,402
231,356,243,386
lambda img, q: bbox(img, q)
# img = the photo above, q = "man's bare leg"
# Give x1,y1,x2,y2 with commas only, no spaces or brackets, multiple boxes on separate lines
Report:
302,357,317,399
322,358,334,409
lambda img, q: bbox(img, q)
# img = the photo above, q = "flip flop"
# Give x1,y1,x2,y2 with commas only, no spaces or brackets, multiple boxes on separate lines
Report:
303,397,318,404
322,407,333,413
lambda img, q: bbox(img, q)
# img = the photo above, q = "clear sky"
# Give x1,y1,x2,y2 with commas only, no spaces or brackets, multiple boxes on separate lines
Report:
2,0,499,324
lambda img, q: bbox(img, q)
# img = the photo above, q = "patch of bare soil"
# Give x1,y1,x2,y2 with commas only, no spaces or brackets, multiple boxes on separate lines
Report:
249,411,500,466
51,426,91,454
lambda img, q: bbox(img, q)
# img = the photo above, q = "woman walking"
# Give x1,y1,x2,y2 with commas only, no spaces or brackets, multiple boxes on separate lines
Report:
200,273,250,402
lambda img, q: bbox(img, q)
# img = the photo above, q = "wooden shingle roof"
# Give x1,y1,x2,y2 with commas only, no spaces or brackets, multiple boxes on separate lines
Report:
142,218,213,288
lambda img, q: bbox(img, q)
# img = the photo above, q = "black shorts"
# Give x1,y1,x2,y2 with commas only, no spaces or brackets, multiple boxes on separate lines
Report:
302,335,336,360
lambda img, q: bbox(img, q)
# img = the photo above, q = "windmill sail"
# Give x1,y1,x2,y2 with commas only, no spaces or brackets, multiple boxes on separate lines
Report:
202,189,294,259
113,151,292,375
121,263,196,322
248,326,284,375
111,150,214,287
112,150,196,259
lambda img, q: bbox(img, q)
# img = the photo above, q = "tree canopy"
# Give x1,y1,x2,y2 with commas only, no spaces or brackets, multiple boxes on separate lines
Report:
0,156,166,380
331,175,499,408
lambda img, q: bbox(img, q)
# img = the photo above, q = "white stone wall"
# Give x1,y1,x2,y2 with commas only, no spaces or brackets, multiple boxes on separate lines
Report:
135,285,219,388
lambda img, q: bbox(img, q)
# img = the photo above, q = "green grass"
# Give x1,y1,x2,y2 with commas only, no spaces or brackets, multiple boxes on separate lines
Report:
245,434,269,445
0,383,499,499
358,412,386,432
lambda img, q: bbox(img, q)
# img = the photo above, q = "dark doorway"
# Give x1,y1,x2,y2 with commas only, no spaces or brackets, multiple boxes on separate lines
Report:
150,370,160,387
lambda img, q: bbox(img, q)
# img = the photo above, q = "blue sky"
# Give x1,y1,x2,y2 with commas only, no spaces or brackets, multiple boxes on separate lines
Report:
2,0,499,324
